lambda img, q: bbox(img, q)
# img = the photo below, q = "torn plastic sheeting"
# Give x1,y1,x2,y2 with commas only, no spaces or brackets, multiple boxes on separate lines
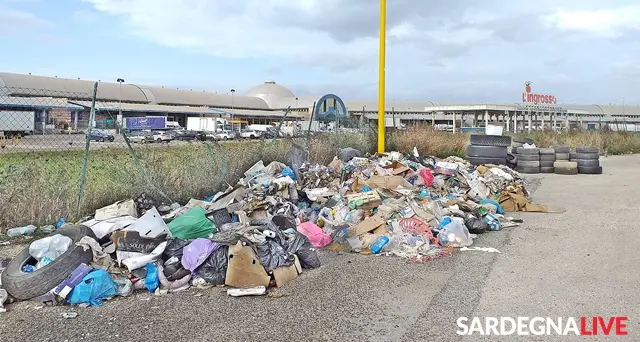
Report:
76,236,111,269
181,238,221,272
157,262,191,292
196,246,228,285
118,241,167,271
167,207,216,240
29,234,72,262
297,222,332,248
67,269,117,307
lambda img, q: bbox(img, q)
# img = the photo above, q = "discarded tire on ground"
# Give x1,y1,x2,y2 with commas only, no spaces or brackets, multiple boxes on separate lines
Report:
517,154,539,162
576,146,599,153
570,152,599,160
469,134,512,147
465,145,508,158
575,159,600,167
467,156,507,165
554,161,578,175
539,148,555,155
1,225,96,300
516,147,540,155
513,137,534,145
517,160,540,168
555,153,570,160
540,154,556,161
516,166,540,174
578,166,603,174
551,145,570,153
540,166,555,173
506,153,517,164
540,161,554,167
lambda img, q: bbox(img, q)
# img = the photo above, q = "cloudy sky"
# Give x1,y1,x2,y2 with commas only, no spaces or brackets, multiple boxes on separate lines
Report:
1,0,639,104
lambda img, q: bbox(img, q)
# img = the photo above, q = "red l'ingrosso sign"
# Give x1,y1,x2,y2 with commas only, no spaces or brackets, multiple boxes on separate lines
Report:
522,81,556,105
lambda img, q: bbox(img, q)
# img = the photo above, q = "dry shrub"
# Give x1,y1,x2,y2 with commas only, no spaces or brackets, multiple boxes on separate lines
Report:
392,125,468,157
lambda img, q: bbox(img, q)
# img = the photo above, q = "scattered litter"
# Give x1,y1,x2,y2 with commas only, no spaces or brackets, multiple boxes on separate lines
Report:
460,247,502,253
227,286,267,297
61,312,78,319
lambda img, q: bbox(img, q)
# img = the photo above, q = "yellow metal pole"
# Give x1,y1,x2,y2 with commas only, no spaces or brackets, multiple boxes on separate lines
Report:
377,0,386,153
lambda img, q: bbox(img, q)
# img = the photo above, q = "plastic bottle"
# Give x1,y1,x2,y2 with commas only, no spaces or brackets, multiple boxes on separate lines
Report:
6,225,37,237
370,235,390,254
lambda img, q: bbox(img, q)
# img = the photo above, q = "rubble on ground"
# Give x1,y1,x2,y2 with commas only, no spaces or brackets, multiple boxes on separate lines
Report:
0,147,552,308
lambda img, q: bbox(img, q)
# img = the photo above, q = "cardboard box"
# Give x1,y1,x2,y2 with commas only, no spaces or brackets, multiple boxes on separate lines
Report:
225,241,270,288
348,215,386,237
367,175,413,190
54,263,92,298
111,230,168,254
382,161,411,176
273,255,302,287
346,191,382,211
95,200,138,221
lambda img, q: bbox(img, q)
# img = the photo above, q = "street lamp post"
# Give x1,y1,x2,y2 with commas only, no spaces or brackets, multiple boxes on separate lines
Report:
377,0,387,153
116,78,125,132
230,88,236,131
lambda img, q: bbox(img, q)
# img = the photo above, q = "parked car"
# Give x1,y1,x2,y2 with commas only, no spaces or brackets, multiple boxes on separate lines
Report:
126,130,154,143
152,130,173,143
240,129,262,139
262,127,279,139
214,130,236,140
173,130,206,141
89,130,115,142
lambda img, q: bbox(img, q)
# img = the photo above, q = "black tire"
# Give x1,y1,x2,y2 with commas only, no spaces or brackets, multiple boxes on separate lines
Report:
551,145,570,153
99,138,105,142
539,148,555,155
469,134,512,147
517,160,540,168
516,147,540,155
555,153,570,160
554,161,578,169
540,166,555,173
571,152,599,160
516,166,540,174
578,166,603,174
575,159,600,167
513,137,534,145
465,145,507,158
576,146,599,153
540,154,556,161
506,153,517,164
466,156,506,165
555,167,578,175
540,161,554,167
156,138,162,143
518,154,539,162
1,225,96,300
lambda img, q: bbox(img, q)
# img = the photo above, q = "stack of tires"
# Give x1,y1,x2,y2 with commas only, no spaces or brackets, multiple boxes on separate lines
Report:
466,135,512,166
515,148,540,174
538,148,556,173
571,146,603,174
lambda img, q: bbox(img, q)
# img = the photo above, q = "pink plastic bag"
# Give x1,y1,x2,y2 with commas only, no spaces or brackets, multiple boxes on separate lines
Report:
419,168,434,187
297,222,332,248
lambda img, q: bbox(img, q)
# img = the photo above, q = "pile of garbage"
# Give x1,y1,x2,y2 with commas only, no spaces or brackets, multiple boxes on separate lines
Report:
0,147,552,309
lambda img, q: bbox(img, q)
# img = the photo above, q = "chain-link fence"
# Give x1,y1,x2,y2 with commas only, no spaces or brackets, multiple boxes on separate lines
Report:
0,84,377,229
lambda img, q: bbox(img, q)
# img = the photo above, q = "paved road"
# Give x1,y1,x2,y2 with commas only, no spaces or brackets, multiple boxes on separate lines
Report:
1,155,638,341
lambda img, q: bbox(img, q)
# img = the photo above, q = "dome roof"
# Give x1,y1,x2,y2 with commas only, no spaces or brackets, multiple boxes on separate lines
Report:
245,81,296,108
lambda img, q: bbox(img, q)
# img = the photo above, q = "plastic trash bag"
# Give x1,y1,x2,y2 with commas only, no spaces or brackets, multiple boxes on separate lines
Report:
483,213,501,231
282,167,297,180
113,277,133,297
464,216,488,234
438,217,473,247
337,148,363,162
163,238,190,261
29,234,72,261
419,168,434,187
196,246,228,285
297,222,332,248
157,262,191,292
67,269,117,307
145,263,160,293
283,232,321,269
167,207,215,240
181,238,221,272
255,239,294,271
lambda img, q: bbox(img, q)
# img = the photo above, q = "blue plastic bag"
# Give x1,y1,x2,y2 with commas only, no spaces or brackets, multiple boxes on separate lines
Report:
360,185,372,193
67,269,117,307
479,198,504,215
145,263,160,293
282,167,297,180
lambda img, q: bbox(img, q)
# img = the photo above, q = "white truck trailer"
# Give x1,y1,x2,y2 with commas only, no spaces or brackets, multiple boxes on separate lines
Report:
0,111,35,137
186,117,227,132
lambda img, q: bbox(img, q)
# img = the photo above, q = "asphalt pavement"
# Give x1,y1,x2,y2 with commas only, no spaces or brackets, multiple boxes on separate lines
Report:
1,155,638,341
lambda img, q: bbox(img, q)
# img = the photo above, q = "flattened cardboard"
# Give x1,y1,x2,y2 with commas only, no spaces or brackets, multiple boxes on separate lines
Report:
372,224,387,235
225,241,270,288
346,191,382,211
273,255,302,287
367,175,413,190
95,200,138,221
249,209,268,220
111,230,167,253
382,161,411,176
348,215,386,237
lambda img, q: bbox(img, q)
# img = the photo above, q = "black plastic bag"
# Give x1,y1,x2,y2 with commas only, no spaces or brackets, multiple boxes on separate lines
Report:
464,216,488,234
196,246,229,285
163,238,190,261
284,233,321,269
336,148,363,162
255,239,295,271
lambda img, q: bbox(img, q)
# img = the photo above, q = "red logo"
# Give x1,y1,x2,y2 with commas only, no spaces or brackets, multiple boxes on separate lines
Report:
522,81,556,105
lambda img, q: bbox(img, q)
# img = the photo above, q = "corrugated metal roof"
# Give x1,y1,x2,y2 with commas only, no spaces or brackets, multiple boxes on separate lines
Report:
209,107,303,118
70,100,216,115
144,86,268,109
0,96,83,109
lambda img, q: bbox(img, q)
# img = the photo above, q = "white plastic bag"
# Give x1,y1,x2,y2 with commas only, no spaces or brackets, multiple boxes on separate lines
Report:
438,217,473,247
29,234,72,261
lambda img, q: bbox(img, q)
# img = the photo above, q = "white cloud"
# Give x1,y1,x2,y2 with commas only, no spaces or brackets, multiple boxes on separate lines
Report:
0,8,52,34
544,6,640,36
